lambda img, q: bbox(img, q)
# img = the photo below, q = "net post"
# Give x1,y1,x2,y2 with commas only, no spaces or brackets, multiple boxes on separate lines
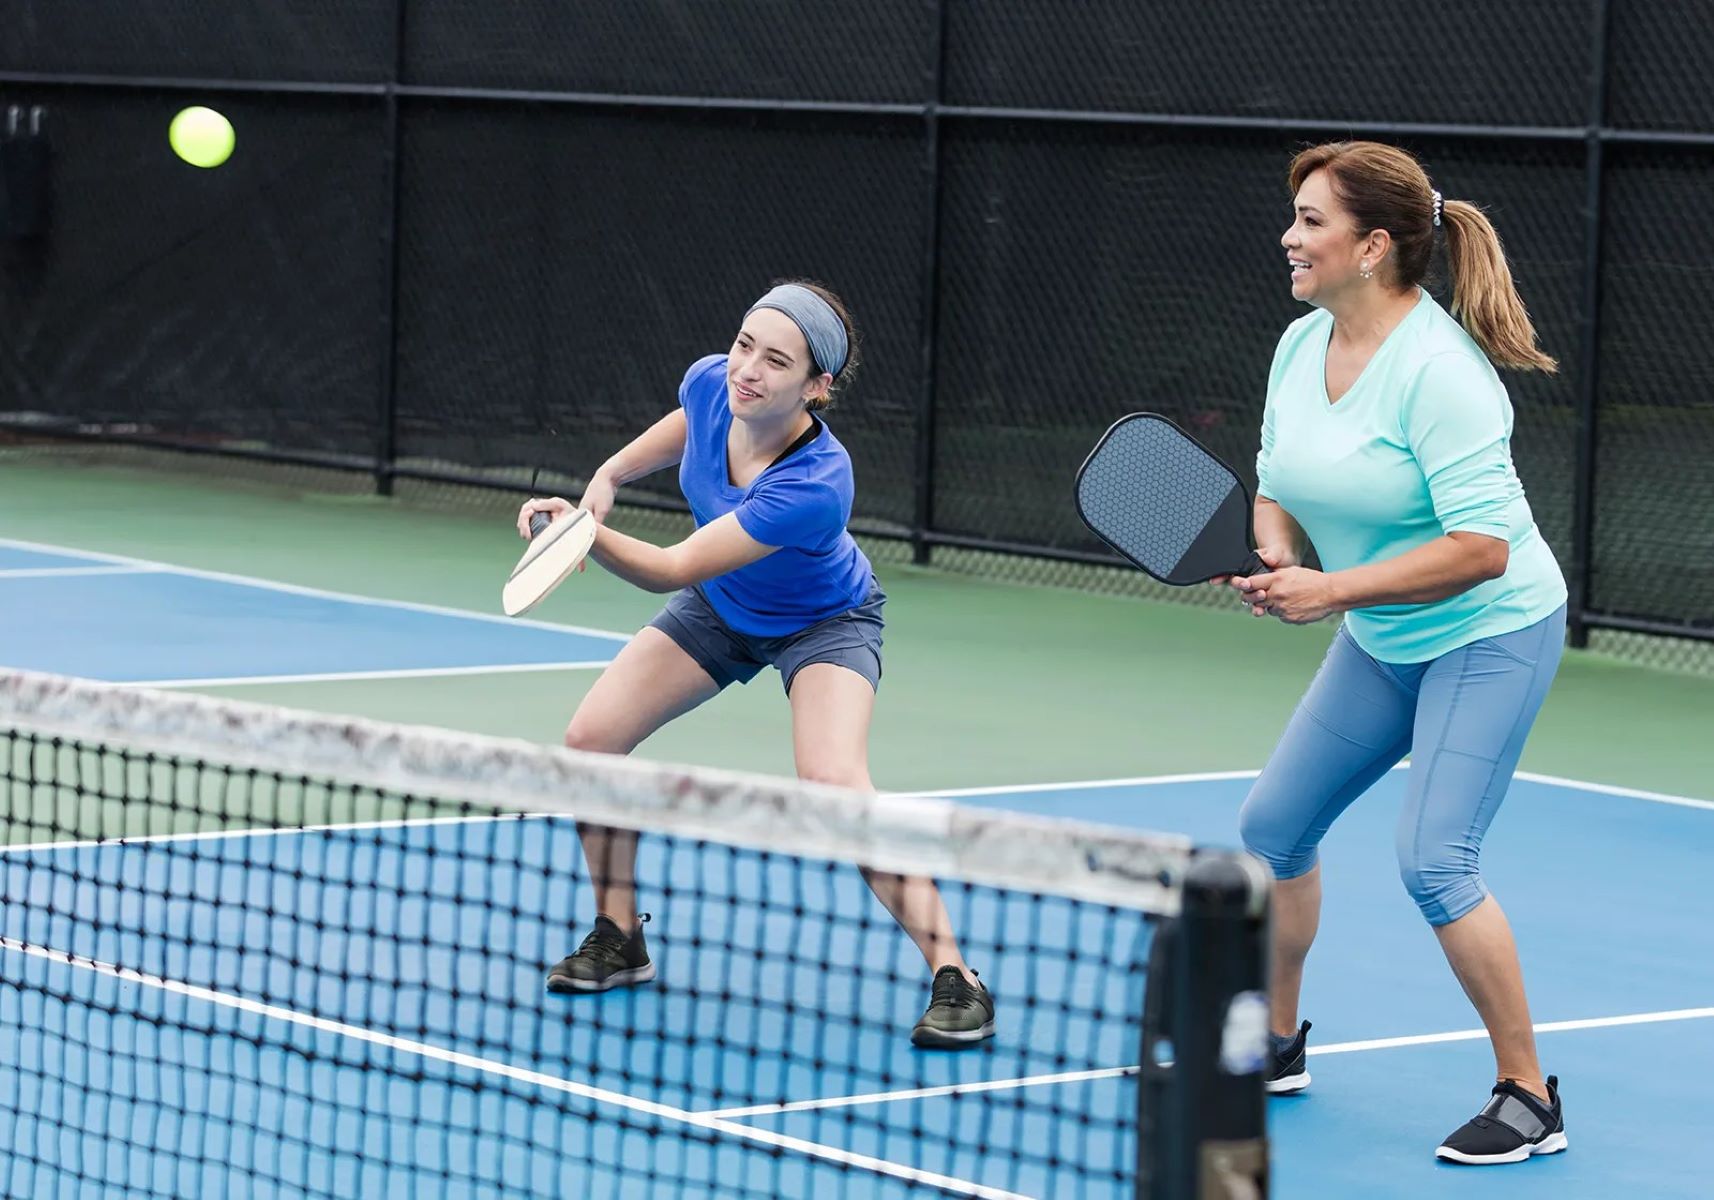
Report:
1139,849,1270,1200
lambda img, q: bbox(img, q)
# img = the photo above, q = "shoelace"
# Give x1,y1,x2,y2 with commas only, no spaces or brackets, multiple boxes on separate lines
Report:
930,969,974,1009
573,924,628,965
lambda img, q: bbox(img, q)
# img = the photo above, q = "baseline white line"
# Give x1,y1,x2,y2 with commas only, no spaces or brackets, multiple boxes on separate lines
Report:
0,565,161,579
1512,770,1714,813
0,536,633,643
1309,1005,1714,1057
906,770,1263,798
912,764,1712,811
122,661,613,689
697,1004,1714,1119
0,938,1031,1200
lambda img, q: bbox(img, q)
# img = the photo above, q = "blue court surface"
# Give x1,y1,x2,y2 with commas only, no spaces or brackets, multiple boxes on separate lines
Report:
0,537,626,686
2,539,1711,1198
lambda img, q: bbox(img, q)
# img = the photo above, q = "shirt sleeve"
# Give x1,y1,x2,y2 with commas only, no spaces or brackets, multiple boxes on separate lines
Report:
1402,353,1515,539
734,475,846,550
1254,334,1291,500
677,355,727,410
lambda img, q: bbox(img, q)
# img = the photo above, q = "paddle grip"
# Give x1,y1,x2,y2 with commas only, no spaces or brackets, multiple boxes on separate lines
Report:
529,511,552,539
1235,549,1269,578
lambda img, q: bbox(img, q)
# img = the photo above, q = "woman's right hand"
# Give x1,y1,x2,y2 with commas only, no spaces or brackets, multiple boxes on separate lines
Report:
1224,546,1299,616
1210,546,1299,611
516,495,572,539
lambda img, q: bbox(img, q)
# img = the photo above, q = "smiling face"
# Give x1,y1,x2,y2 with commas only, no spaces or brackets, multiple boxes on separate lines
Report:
1282,168,1383,307
726,308,831,425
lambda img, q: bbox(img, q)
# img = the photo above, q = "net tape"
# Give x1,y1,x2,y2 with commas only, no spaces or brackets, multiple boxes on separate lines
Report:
0,669,1193,915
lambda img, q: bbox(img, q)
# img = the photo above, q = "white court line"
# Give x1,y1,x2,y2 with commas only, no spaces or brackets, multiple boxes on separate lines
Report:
0,536,633,644
696,1004,1714,1119
0,565,162,579
1512,770,1714,813
0,812,547,857
912,763,1714,811
702,1066,1138,1119
0,937,1031,1200
123,660,612,689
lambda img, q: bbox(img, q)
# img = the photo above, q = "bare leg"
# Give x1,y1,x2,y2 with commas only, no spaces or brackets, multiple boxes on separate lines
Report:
788,663,976,985
565,627,722,927
1269,865,1322,1038
1432,896,1548,1101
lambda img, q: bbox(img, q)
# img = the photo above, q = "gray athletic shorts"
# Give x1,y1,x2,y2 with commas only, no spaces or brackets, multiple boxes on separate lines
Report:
648,583,885,694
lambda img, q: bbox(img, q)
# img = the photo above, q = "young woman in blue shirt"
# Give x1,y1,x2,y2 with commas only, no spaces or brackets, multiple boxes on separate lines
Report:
517,282,992,1048
1230,142,1570,1163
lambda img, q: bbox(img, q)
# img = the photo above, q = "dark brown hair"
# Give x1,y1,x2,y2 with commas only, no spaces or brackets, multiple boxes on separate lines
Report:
1289,141,1557,373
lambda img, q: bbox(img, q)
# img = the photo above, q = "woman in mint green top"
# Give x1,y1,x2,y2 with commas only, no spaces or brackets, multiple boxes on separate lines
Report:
1232,142,1571,1165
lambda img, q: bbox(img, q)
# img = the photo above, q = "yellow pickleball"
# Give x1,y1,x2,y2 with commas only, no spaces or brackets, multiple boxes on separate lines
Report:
169,107,235,169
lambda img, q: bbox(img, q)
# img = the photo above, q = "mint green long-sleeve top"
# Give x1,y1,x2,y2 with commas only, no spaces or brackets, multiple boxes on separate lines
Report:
1256,290,1567,663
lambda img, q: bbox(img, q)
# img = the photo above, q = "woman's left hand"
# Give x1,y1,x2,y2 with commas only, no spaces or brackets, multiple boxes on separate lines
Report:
1228,565,1341,624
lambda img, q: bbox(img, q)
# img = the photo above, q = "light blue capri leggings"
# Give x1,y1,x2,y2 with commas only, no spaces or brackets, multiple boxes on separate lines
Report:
1239,604,1566,927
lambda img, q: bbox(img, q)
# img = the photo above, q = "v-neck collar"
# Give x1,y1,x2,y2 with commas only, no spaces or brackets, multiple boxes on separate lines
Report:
1319,288,1428,409
722,413,823,493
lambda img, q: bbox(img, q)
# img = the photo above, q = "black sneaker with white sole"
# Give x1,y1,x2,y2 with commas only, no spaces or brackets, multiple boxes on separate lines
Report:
1266,1020,1312,1094
910,966,995,1048
546,913,656,993
1436,1076,1568,1165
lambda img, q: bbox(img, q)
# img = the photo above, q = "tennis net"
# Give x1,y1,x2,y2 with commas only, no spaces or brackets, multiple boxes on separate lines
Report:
0,670,1267,1199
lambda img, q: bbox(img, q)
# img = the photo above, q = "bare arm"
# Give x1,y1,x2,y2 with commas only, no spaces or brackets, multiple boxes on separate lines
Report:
1234,527,1507,624
1252,497,1311,566
517,409,686,537
596,409,688,489
588,512,775,593
1325,532,1508,609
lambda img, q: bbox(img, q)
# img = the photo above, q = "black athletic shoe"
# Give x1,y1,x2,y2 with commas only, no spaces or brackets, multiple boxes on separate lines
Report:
911,966,995,1048
546,913,656,993
1436,1076,1568,1164
1266,1020,1312,1094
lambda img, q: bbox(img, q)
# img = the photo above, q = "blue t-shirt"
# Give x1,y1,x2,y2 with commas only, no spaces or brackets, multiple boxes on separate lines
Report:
1256,291,1566,663
676,355,874,637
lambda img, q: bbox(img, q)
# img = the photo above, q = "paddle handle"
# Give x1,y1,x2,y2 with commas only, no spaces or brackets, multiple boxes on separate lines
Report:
529,511,552,538
1235,549,1268,578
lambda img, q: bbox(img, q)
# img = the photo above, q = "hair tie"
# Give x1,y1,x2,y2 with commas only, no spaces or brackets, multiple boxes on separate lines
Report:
1431,190,1443,228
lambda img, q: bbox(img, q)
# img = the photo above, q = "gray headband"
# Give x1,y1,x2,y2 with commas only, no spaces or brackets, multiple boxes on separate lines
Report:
746,284,849,378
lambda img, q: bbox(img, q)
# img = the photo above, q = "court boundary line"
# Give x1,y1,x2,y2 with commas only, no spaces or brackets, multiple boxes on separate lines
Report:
697,1003,1714,1119
0,565,162,579
917,765,1714,812
0,936,1032,1200
0,535,633,644
121,661,612,689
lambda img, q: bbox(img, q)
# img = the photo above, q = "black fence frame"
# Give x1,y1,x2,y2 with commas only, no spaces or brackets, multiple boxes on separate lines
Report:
5,0,1711,648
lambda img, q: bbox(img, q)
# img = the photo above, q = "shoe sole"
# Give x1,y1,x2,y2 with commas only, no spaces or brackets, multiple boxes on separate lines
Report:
911,1018,996,1049
545,963,657,993
1265,1071,1311,1095
1435,1131,1568,1165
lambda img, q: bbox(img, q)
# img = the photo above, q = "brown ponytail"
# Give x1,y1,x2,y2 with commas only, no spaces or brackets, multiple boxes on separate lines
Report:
1288,141,1557,373
1439,199,1558,373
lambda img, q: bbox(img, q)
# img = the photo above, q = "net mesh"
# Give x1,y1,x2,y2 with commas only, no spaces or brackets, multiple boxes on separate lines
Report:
0,671,1241,1199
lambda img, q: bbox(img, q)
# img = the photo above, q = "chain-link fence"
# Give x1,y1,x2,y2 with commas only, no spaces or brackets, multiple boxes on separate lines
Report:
3,1,1710,667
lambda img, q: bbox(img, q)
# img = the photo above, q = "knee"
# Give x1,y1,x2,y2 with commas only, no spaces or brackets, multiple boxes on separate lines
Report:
563,716,630,756
796,760,870,791
1238,795,1317,881
1397,851,1487,926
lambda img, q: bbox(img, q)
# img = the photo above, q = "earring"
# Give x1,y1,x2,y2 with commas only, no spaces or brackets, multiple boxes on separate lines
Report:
1359,260,1373,279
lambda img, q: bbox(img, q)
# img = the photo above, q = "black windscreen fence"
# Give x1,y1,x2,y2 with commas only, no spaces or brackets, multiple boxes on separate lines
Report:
2,0,1709,658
